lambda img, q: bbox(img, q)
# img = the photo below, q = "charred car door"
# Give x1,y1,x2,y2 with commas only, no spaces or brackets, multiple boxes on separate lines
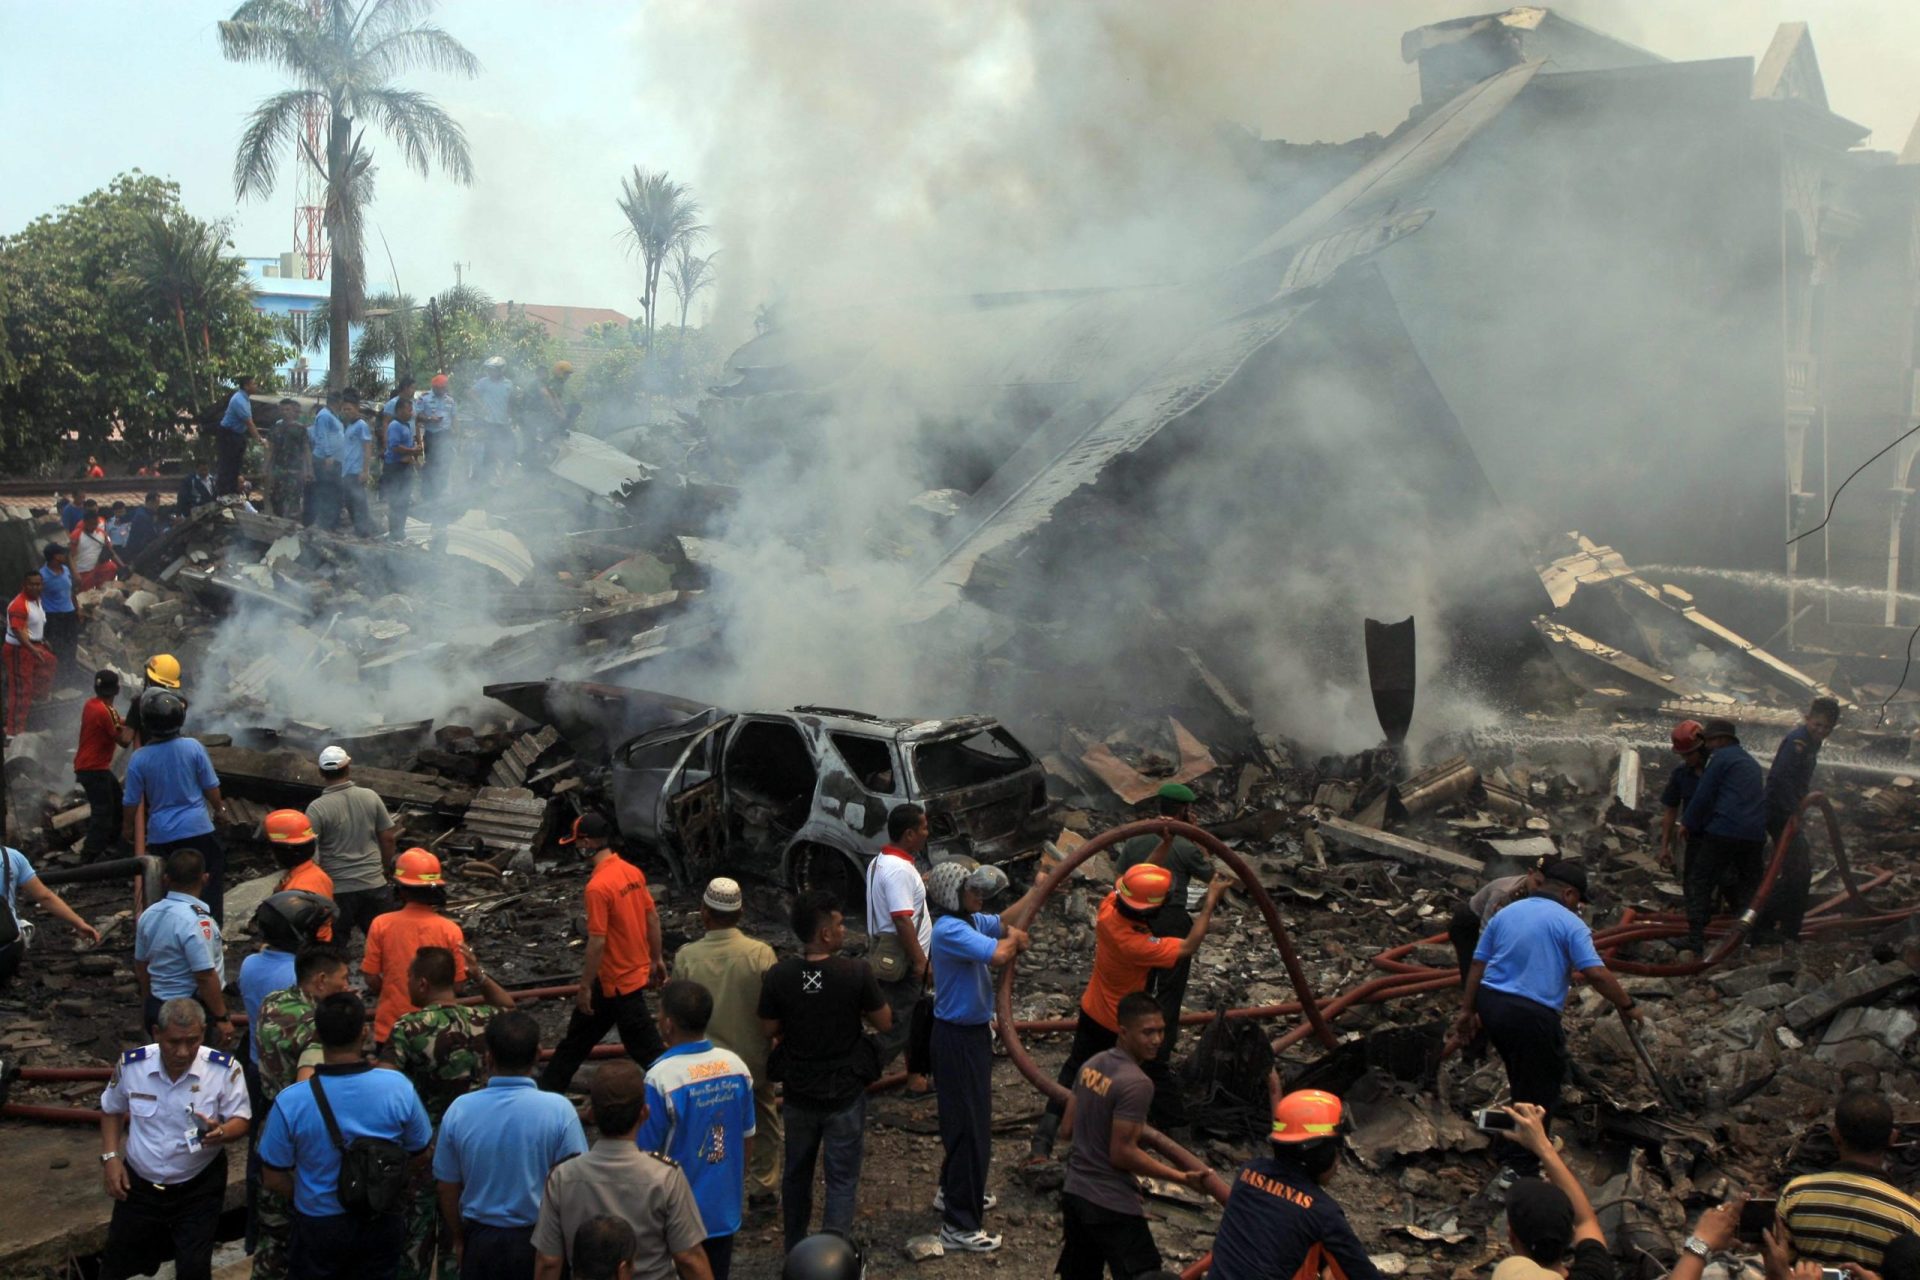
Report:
611,709,733,885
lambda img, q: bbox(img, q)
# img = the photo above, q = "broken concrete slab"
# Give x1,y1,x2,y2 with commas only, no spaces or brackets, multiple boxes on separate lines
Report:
1783,961,1916,1034
1710,959,1800,998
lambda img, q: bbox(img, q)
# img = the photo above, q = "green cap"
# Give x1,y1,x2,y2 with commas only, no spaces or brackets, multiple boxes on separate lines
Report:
1157,782,1197,803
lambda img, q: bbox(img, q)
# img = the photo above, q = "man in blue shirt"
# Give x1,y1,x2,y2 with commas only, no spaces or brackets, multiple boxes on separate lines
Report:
1208,1089,1382,1280
216,374,267,497
133,850,234,1044
123,492,164,561
122,691,231,924
341,401,376,537
1680,718,1768,955
467,359,515,483
433,1010,588,1279
1,843,100,986
381,398,424,542
1756,696,1841,944
417,375,457,499
1454,861,1640,1180
926,860,1033,1254
638,980,755,1279
307,389,350,530
38,543,77,683
1659,720,1708,871
260,991,433,1280
58,491,85,533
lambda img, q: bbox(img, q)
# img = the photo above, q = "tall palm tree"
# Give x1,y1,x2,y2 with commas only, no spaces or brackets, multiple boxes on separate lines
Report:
127,210,238,415
617,168,705,340
667,244,717,332
220,0,478,389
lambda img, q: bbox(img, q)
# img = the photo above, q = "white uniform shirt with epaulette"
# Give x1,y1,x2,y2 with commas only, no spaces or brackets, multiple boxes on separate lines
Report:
100,1044,251,1185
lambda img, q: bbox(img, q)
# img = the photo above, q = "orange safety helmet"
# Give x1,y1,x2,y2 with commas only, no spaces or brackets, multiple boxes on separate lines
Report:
393,848,444,887
1116,863,1174,912
263,808,317,845
1671,720,1705,755
1271,1089,1344,1144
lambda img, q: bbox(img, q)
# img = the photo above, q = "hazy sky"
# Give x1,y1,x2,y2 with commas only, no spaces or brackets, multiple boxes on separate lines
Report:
2,1,1916,324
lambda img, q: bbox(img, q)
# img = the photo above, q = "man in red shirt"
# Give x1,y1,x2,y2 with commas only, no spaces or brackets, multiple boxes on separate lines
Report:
539,813,666,1093
361,848,466,1044
4,570,55,736
1028,862,1234,1163
75,669,132,860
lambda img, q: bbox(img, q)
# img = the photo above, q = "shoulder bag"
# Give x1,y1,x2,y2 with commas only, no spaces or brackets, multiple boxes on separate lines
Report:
865,857,911,984
308,1073,410,1216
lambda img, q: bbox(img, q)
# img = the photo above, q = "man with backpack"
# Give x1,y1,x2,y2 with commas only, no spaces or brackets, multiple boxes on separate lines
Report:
259,991,433,1280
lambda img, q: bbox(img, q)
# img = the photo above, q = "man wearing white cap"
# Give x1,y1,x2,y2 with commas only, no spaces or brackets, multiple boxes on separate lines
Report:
672,876,781,1207
303,746,401,942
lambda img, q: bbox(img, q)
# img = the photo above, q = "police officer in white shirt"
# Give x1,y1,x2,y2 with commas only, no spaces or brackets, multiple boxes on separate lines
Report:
98,997,252,1280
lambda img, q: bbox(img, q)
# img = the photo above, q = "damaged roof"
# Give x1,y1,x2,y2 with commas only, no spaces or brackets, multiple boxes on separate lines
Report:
906,62,1542,620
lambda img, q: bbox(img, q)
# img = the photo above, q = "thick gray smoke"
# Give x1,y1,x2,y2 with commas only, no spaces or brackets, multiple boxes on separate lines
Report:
614,0,1543,754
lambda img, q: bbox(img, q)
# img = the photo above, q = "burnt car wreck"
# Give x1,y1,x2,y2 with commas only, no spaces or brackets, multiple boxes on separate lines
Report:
488,681,1049,898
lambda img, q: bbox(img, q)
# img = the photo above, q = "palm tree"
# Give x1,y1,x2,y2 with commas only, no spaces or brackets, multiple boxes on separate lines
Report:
352,290,417,384
127,210,238,415
667,244,717,332
617,168,705,340
220,0,478,389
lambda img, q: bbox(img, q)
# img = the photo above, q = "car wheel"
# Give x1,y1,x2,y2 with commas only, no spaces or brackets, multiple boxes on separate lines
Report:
793,843,863,912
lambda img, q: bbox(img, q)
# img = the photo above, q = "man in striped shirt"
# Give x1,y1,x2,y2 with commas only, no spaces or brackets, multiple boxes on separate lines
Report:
1781,1090,1920,1270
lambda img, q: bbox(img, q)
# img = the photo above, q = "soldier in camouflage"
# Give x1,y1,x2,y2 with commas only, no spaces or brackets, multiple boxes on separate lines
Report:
248,945,349,1280
379,943,516,1280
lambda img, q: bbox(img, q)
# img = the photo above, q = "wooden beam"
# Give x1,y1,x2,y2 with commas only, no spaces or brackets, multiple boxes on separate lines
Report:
1316,815,1484,874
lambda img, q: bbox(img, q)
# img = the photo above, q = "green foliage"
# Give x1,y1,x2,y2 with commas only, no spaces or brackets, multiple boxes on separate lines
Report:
0,172,283,474
221,0,478,387
571,325,726,435
617,167,706,340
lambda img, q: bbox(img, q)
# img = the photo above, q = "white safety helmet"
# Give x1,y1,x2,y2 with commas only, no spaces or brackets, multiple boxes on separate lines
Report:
484,355,507,369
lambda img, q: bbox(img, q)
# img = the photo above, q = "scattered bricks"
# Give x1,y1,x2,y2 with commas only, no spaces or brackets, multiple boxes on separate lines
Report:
1711,959,1799,999
1784,961,1916,1034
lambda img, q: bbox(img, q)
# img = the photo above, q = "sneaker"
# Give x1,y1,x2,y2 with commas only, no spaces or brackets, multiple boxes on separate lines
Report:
938,1226,1003,1253
933,1188,998,1212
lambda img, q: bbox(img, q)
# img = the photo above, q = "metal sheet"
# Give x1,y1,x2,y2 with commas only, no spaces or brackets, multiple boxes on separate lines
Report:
549,432,654,498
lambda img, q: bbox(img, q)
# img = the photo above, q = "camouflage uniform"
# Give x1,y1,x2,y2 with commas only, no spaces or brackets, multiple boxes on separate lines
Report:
380,1003,499,1280
250,988,317,1280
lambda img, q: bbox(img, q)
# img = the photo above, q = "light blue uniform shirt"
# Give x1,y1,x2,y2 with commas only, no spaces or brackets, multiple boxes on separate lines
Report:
38,565,74,615
133,890,223,998
469,376,513,423
433,1076,588,1228
260,1064,432,1218
930,912,1004,1026
219,389,252,433
342,419,373,478
416,390,456,435
308,408,347,465
3,846,37,932
637,1040,756,1238
384,419,416,467
1472,894,1605,1012
238,949,297,1064
123,737,218,843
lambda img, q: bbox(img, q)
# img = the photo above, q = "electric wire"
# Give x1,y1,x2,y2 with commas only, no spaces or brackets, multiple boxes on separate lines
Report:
1786,420,1920,547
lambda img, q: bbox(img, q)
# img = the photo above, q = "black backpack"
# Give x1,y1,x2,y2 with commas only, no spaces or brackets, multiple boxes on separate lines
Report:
308,1073,410,1216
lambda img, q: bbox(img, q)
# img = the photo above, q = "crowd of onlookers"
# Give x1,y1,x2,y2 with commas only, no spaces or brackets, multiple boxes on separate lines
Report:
2,680,1915,1280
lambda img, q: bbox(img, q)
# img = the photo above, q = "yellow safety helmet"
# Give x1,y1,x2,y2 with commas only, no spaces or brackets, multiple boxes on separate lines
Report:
551,360,574,378
145,653,183,689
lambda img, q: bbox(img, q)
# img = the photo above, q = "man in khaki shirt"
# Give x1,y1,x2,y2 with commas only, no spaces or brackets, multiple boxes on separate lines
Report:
303,746,400,941
670,877,779,1202
532,1061,711,1280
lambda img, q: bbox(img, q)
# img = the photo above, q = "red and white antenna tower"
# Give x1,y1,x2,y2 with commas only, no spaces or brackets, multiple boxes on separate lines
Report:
293,0,330,280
